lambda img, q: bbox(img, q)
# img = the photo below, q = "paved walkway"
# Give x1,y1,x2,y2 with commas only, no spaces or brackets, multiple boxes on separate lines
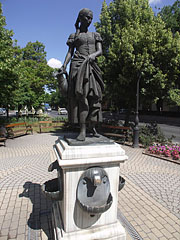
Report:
119,146,180,240
0,133,179,240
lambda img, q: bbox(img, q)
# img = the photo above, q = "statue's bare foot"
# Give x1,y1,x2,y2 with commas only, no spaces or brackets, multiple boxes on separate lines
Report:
93,132,100,138
92,127,100,138
76,132,85,141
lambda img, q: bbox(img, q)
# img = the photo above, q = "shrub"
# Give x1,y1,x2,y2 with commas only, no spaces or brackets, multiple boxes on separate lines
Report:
139,122,174,148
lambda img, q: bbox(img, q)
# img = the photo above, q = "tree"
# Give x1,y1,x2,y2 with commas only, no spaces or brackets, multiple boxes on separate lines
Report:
22,41,47,62
0,3,20,115
159,0,180,34
0,4,56,114
14,41,55,109
159,1,180,108
49,89,67,110
95,0,180,112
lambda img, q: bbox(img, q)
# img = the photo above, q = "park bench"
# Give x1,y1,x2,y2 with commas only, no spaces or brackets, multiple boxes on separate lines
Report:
100,124,132,144
6,122,33,139
39,121,53,133
52,120,65,127
38,120,64,133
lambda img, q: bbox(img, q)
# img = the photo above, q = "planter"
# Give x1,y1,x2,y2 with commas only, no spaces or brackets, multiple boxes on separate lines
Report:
143,150,180,165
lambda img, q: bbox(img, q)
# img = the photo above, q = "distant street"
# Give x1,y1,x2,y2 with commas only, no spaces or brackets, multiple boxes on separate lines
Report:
47,110,68,120
158,124,180,143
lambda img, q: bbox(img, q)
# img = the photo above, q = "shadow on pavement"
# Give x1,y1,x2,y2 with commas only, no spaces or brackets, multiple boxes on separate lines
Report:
19,181,54,239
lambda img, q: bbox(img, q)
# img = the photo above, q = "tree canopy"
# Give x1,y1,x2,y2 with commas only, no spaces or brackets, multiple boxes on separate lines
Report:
0,3,20,111
0,3,55,111
14,41,55,109
159,0,180,34
95,0,180,111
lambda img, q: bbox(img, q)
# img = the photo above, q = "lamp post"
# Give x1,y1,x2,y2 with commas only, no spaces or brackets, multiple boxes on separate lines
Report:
133,72,142,148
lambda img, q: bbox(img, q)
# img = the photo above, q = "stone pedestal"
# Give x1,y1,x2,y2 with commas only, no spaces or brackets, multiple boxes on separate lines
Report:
52,134,128,240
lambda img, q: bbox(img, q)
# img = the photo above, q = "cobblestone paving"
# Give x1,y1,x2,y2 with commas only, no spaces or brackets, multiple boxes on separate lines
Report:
119,146,180,240
121,146,180,219
0,133,58,240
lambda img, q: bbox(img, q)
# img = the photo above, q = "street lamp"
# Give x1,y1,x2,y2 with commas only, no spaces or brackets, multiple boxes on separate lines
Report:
133,72,142,148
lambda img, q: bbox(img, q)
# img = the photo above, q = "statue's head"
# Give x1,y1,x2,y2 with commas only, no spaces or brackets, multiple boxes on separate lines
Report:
76,8,93,28
78,8,93,19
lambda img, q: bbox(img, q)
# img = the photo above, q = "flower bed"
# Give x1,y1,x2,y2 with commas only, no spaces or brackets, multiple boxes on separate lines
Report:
143,144,180,164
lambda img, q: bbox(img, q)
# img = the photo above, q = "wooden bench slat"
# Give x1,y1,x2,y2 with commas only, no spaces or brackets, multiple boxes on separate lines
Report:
104,133,126,138
6,122,28,127
0,137,6,141
10,129,30,134
101,124,132,144
101,124,130,130
39,121,52,124
6,122,33,138
39,121,53,133
38,120,64,133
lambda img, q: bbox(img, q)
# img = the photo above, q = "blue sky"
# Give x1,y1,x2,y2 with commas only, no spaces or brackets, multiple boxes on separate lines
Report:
1,0,176,68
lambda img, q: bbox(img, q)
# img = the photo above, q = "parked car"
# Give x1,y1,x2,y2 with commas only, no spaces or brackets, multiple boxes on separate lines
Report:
119,109,128,114
59,108,68,115
46,107,52,112
2,108,6,114
44,103,51,112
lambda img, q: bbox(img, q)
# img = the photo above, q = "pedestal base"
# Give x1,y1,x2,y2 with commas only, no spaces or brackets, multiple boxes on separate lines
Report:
52,135,127,239
52,202,126,240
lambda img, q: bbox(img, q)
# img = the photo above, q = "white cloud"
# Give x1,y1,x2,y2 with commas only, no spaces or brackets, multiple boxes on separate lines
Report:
149,0,161,4
47,58,62,69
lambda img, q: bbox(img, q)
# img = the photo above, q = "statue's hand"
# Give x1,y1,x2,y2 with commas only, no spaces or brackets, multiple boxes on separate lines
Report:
58,65,67,74
88,54,96,62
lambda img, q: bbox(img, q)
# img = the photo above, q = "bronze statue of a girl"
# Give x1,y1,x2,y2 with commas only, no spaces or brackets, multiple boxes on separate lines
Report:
60,8,104,141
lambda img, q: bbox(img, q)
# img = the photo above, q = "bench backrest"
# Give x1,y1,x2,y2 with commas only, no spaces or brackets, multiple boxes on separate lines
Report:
101,124,131,130
52,120,62,123
6,122,27,128
39,121,52,124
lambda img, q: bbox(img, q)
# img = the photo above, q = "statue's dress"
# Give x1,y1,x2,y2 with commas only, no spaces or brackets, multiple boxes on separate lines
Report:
67,32,104,124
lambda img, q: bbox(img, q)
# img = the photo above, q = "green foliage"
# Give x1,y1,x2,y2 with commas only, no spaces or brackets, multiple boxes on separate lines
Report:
14,41,54,109
95,0,180,110
139,122,173,147
168,89,180,106
159,0,180,34
22,41,47,62
158,1,180,107
52,116,68,122
0,4,56,112
0,3,20,109
50,88,67,109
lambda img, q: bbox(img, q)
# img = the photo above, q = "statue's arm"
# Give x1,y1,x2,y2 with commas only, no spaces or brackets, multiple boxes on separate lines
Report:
88,42,102,62
62,46,74,70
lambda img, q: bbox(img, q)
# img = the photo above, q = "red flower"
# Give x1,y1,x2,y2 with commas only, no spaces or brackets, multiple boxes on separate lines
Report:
173,154,180,160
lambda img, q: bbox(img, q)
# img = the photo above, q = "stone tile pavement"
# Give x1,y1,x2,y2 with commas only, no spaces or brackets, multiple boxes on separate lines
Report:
119,146,180,240
0,133,57,240
0,133,179,240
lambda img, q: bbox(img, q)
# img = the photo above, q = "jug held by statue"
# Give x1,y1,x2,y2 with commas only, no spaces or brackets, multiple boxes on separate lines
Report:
56,68,68,96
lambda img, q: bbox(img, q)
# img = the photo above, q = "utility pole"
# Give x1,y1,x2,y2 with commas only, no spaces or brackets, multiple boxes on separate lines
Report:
133,73,142,148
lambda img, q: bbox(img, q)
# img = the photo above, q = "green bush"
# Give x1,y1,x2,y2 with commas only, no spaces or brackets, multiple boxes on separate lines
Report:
139,122,174,148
